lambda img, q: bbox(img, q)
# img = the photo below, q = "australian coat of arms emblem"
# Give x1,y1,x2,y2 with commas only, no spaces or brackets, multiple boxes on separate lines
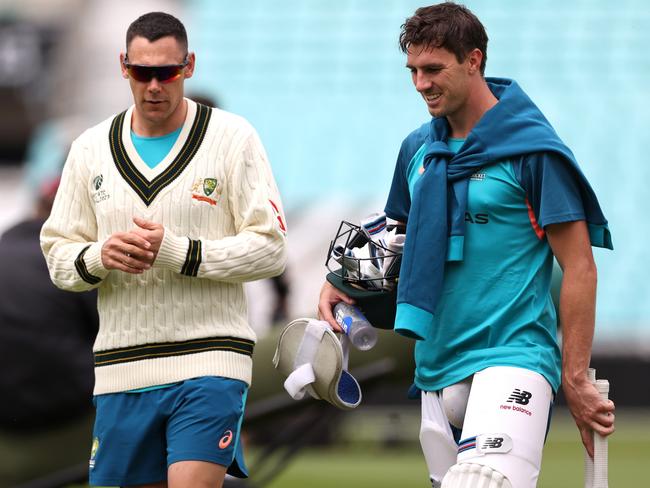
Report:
191,177,220,205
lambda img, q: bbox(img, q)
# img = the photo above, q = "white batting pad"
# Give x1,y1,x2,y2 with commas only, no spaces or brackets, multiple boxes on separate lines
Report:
441,463,513,488
456,366,552,488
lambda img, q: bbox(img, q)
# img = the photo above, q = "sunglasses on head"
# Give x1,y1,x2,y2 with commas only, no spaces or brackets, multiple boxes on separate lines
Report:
123,55,189,84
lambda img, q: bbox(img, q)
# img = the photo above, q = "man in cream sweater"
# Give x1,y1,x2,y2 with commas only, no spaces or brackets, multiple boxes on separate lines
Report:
41,11,287,488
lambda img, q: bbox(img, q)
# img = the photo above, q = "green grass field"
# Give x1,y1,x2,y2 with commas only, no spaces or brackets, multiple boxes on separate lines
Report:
65,407,647,487
259,408,647,487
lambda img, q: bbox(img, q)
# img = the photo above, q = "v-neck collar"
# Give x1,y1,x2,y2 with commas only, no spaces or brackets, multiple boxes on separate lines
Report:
109,99,211,206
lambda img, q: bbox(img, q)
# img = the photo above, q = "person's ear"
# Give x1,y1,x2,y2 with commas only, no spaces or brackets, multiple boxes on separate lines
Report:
120,52,129,80
184,52,196,79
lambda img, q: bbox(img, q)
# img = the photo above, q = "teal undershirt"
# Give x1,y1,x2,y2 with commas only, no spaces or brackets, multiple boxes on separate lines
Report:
131,126,183,169
447,137,465,153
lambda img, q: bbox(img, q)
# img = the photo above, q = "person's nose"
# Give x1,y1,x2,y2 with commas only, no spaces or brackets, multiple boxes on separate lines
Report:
147,77,162,93
413,72,431,92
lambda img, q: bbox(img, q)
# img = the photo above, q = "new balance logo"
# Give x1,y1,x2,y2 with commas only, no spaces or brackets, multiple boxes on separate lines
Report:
476,433,513,454
481,437,504,450
507,389,532,405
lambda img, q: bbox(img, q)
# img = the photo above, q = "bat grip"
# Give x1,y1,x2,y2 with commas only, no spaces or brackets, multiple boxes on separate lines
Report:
592,379,610,488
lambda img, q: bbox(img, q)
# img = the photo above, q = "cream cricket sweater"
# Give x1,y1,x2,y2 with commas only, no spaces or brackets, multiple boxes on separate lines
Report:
41,99,287,395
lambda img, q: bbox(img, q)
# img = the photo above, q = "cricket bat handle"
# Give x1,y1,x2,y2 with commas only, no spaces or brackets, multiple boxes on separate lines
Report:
584,368,609,488
592,378,610,488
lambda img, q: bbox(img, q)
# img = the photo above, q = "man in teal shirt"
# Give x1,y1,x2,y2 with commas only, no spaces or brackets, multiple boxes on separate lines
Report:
318,3,615,487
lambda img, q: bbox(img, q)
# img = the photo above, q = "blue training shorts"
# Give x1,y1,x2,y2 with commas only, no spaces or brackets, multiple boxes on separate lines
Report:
89,376,248,487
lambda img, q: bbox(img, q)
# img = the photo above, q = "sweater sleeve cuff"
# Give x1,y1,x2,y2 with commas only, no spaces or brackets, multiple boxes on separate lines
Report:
156,228,202,277
76,241,109,284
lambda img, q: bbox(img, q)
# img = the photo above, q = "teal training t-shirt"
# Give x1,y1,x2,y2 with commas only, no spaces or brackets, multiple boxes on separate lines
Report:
385,134,589,394
131,126,183,169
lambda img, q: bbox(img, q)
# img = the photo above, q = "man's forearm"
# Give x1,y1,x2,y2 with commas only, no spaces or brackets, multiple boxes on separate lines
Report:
559,262,597,388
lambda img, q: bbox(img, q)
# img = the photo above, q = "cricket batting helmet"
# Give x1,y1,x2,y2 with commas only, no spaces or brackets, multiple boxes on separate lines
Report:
325,218,404,330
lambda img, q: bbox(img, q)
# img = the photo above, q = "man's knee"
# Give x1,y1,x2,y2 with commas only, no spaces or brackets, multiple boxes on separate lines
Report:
167,460,227,488
441,377,472,429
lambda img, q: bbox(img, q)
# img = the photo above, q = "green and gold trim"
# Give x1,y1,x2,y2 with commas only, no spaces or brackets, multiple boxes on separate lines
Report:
75,245,102,285
181,238,202,277
109,103,212,206
94,336,255,367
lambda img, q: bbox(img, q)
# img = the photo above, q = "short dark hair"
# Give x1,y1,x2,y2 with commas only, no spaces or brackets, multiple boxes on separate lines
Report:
399,2,488,75
126,12,188,54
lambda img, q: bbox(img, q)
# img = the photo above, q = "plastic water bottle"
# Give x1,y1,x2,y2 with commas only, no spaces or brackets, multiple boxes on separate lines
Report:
333,302,378,351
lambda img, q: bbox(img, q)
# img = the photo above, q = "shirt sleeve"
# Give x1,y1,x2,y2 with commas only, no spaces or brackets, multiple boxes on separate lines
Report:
40,139,109,292
154,127,288,282
517,151,587,229
385,131,429,223
384,147,411,222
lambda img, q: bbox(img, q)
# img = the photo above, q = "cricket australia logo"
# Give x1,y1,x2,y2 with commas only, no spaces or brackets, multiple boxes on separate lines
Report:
190,177,220,206
89,437,99,469
203,177,217,196
91,174,110,203
507,389,532,405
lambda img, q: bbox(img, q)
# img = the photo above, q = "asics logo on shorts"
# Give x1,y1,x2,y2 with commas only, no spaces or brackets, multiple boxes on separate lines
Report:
507,389,532,405
219,429,233,449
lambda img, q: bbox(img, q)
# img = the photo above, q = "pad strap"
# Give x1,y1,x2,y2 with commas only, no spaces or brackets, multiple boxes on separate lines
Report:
284,363,316,400
283,319,328,399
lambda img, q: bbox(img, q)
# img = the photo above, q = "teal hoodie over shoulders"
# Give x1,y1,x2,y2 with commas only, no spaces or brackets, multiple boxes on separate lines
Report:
391,78,612,343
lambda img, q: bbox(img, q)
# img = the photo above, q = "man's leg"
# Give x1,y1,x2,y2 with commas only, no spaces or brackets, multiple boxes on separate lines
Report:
90,392,168,487
166,377,249,483
124,458,228,487
168,461,227,488
441,366,552,488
